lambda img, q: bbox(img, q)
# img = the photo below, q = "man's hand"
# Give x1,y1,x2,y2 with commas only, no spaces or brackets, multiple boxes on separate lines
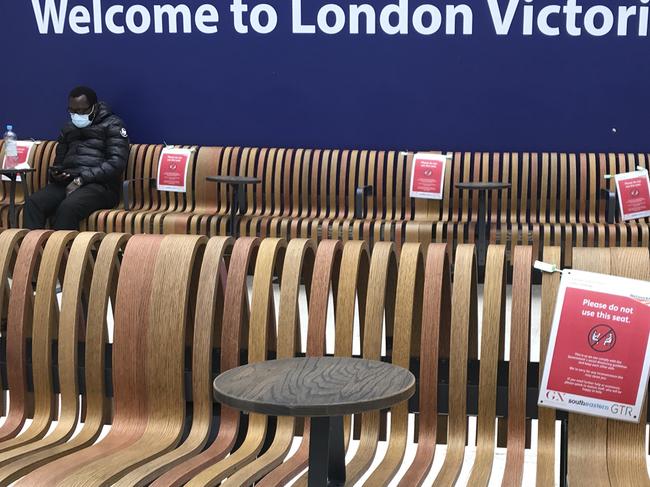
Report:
49,168,71,184
66,177,83,196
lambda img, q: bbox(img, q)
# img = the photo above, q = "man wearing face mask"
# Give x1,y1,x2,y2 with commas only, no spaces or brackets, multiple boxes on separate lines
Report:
23,86,129,230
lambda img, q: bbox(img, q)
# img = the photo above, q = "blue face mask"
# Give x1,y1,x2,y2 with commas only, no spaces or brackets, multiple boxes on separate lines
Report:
70,105,94,129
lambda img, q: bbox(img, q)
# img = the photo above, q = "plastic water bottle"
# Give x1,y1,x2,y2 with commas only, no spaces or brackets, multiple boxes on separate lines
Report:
3,125,18,167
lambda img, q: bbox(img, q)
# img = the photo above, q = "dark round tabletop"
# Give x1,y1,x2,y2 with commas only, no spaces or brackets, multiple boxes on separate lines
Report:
206,175,261,184
455,182,511,190
213,357,416,417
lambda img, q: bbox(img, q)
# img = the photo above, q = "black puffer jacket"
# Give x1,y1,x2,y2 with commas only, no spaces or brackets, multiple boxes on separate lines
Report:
53,102,129,191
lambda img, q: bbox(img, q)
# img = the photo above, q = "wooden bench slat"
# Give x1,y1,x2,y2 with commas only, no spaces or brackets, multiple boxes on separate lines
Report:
535,246,561,487
466,244,506,486
432,244,478,486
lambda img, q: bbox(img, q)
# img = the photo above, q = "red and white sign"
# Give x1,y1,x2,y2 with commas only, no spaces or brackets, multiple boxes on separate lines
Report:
156,148,192,192
615,170,650,221
2,141,35,181
409,152,447,200
539,269,650,422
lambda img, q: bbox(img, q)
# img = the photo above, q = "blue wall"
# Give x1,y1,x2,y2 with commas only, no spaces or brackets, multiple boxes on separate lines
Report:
1,0,649,152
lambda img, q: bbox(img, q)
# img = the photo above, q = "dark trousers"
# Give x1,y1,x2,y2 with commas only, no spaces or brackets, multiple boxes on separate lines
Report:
23,183,119,230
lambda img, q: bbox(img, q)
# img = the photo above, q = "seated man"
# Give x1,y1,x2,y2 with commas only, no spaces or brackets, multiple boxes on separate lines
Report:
24,86,129,230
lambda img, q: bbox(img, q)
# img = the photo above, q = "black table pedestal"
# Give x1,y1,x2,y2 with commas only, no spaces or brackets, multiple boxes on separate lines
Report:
308,416,345,487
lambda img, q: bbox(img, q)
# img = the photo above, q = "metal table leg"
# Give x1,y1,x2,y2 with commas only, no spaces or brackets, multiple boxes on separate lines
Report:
307,416,346,487
8,175,17,228
229,183,239,238
476,189,487,268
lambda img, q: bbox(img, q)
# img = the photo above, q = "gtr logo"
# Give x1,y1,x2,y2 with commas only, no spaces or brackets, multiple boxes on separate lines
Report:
611,403,633,417
545,391,565,402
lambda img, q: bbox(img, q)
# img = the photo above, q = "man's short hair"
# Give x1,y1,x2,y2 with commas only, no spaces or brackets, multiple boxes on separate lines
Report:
69,86,98,106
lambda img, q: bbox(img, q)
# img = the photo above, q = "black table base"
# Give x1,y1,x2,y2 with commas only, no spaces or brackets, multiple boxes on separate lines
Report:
308,416,345,487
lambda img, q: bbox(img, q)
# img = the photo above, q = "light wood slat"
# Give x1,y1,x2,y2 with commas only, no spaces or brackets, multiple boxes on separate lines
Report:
114,237,232,486
466,245,507,486
331,242,398,485
501,246,533,486
186,238,286,487
25,235,164,485
256,240,343,487
291,240,371,487
567,247,611,487
606,247,650,487
398,243,451,486
363,243,423,486
222,239,317,487
0,230,51,441
59,235,206,485
0,229,28,412
0,231,76,455
0,232,101,476
432,244,478,486
535,246,561,487
16,233,129,486
151,237,260,486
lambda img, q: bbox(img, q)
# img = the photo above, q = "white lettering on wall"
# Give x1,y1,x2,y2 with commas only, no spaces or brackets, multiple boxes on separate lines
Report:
28,0,650,37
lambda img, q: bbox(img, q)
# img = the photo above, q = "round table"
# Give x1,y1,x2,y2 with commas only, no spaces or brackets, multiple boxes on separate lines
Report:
455,181,511,269
0,168,35,228
213,356,415,486
206,175,261,237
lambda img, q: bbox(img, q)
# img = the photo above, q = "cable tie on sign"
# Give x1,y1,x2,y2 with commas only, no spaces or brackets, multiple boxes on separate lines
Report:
604,174,614,180
637,166,647,172
533,260,563,274
445,152,453,159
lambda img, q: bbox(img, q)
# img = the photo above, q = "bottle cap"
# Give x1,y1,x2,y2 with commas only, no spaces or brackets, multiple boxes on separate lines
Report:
6,125,12,131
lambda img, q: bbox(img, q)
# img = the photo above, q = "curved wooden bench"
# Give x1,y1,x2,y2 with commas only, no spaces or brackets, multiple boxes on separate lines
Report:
291,240,370,487
465,244,507,486
0,230,50,442
58,235,206,485
432,244,478,486
397,243,451,486
150,236,260,486
221,238,317,487
606,247,650,487
22,235,164,484
501,246,533,486
256,239,343,487
343,242,398,485
186,238,286,486
0,232,102,477
114,236,232,486
16,233,129,486
362,243,424,486
0,230,75,455
535,246,561,487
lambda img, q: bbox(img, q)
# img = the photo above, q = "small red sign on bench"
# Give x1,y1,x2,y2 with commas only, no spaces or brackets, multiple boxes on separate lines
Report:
157,148,192,193
409,153,447,200
615,170,650,221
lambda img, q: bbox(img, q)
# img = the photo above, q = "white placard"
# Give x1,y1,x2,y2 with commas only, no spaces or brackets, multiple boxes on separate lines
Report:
156,147,192,193
614,169,650,221
539,269,650,422
409,152,447,200
2,141,35,181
